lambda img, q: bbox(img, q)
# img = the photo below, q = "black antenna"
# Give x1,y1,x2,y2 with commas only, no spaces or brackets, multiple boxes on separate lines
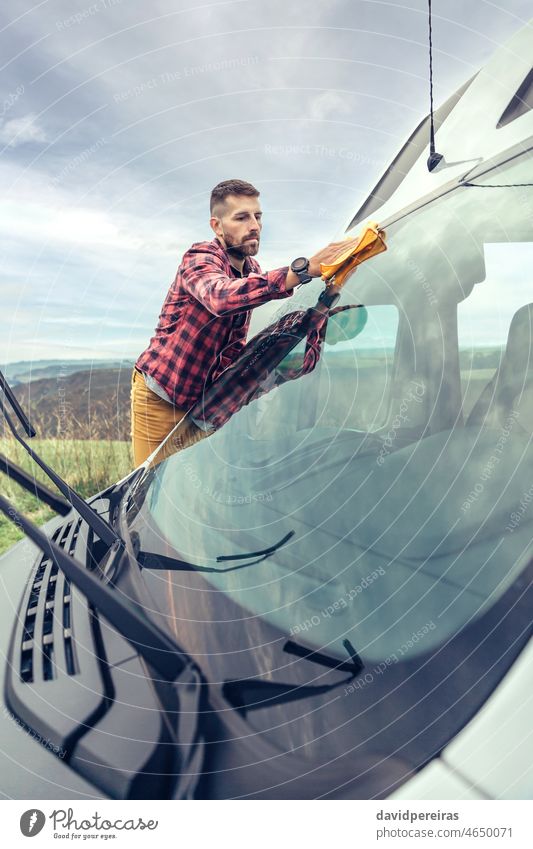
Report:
427,0,443,172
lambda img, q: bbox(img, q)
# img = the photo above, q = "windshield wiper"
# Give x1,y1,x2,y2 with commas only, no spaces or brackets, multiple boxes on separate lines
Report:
284,638,364,676
0,453,71,515
216,530,295,563
0,494,192,682
0,368,121,548
137,550,271,574
223,638,363,715
283,640,365,677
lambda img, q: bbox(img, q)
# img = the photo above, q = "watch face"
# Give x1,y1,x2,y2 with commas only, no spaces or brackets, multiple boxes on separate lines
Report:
291,257,309,273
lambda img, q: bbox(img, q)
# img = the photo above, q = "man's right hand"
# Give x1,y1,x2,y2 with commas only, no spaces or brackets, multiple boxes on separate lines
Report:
308,241,351,278
285,241,351,290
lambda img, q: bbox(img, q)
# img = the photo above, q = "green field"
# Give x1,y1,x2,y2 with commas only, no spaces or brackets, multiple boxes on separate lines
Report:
0,438,133,555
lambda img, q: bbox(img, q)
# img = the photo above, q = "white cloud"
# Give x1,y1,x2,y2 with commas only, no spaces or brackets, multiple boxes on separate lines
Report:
0,160,199,257
309,91,353,121
0,113,48,147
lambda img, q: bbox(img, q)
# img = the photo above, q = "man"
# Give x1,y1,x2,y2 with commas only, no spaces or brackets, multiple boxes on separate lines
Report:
131,178,346,466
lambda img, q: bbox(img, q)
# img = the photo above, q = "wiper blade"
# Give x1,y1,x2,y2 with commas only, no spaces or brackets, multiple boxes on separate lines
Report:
0,369,120,548
137,550,267,574
216,530,295,563
0,495,191,682
0,453,71,515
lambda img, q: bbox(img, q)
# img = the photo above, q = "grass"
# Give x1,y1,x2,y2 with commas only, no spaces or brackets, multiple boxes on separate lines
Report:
0,438,133,556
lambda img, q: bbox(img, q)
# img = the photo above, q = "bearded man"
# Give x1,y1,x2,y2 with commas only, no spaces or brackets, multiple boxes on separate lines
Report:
131,178,344,465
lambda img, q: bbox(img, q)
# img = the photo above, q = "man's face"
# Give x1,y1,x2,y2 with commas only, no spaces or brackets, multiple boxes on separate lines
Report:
210,194,262,258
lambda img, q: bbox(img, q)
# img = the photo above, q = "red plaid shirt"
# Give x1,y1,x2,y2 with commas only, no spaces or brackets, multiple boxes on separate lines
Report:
136,237,291,408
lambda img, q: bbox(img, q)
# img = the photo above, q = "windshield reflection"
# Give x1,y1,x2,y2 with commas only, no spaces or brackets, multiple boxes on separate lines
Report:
145,296,367,468
126,151,533,667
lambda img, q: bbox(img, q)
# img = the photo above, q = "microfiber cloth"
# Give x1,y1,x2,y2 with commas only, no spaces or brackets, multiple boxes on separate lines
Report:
320,221,387,287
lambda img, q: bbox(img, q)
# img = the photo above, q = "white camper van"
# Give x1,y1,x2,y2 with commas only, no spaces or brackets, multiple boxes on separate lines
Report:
0,21,531,800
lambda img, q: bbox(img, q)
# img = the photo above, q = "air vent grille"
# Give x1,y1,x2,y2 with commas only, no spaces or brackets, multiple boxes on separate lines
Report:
19,519,81,684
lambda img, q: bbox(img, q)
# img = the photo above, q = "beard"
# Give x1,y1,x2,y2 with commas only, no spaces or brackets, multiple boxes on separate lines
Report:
222,229,260,257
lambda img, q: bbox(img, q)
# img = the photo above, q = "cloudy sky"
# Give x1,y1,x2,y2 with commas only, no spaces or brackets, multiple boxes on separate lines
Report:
1,0,531,364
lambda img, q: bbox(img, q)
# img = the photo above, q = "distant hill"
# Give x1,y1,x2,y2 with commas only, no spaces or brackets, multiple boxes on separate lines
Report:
3,359,135,386
5,368,133,440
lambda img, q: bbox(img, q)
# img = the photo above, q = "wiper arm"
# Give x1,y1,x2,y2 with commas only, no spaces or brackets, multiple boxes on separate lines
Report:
0,495,191,682
284,638,364,676
223,638,364,715
0,453,71,515
0,369,120,548
0,370,35,437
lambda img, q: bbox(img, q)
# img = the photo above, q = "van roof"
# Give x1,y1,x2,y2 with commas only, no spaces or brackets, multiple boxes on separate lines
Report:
346,21,533,232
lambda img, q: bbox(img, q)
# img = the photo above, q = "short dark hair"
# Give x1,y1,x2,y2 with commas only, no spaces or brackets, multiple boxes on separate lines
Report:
210,179,259,215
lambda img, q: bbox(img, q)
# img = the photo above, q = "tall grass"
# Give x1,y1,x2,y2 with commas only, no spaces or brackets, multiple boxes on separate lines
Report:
0,438,133,555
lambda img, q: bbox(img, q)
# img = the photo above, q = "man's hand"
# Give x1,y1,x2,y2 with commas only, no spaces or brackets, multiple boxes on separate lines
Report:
285,241,351,290
309,242,352,277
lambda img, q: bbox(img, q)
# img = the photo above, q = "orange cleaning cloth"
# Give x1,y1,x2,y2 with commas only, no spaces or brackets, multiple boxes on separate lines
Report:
320,221,387,287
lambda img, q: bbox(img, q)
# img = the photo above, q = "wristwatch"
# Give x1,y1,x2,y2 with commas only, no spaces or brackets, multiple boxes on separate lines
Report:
290,256,313,286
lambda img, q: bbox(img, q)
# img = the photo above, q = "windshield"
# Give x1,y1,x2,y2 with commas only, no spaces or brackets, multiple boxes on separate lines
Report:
126,151,533,671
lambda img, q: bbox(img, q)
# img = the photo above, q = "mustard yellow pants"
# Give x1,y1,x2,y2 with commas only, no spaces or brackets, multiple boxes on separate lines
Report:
130,368,208,467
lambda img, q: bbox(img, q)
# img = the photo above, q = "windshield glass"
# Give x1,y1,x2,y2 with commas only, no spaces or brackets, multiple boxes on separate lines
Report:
126,151,533,670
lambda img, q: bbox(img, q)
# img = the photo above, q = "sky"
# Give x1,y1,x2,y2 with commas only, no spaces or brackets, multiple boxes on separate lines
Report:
0,0,531,364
